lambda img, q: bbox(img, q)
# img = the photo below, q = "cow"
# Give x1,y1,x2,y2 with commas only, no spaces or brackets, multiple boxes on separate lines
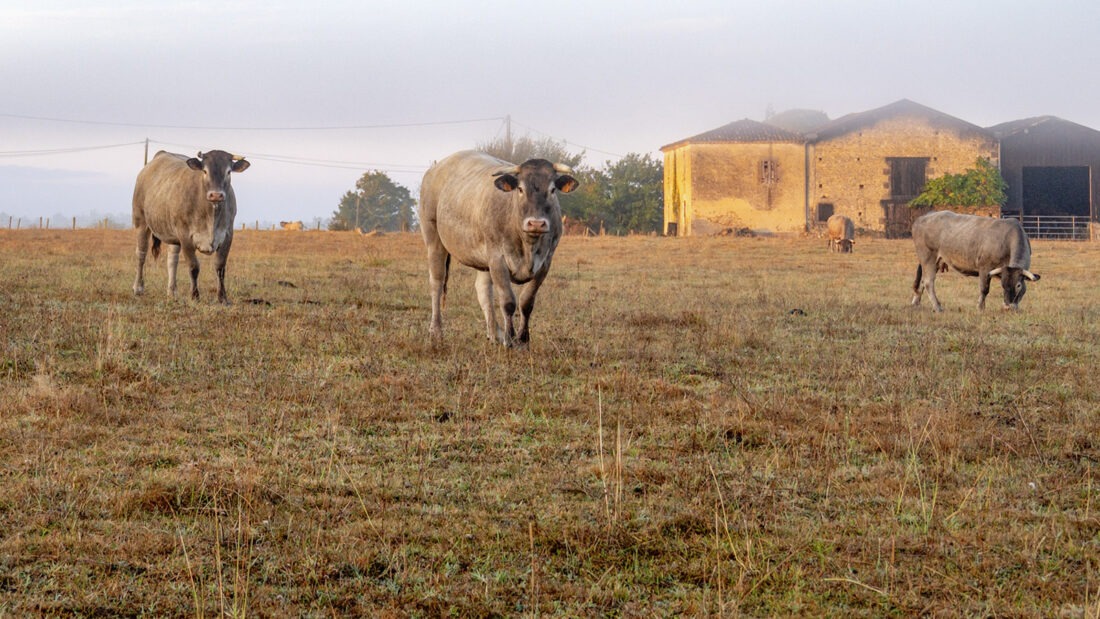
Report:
827,214,855,253
132,150,249,304
418,150,578,348
279,220,304,231
911,210,1040,312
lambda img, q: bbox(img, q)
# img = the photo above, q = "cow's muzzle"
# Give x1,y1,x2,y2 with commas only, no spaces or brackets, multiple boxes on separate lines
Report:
523,217,550,235
207,191,226,203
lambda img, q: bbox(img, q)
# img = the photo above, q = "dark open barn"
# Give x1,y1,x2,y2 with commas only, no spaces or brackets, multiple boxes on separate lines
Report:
990,116,1100,238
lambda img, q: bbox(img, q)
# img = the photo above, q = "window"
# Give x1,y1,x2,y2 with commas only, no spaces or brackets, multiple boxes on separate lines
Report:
816,203,835,223
760,159,779,185
886,157,929,199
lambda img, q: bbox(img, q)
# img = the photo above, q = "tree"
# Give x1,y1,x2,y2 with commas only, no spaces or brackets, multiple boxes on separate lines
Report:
909,157,1007,210
559,154,664,235
476,134,585,169
601,153,664,234
330,171,416,232
470,133,664,235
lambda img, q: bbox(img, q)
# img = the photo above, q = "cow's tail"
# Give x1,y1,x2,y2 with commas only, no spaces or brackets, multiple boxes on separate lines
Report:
150,236,161,260
913,263,923,293
441,254,450,308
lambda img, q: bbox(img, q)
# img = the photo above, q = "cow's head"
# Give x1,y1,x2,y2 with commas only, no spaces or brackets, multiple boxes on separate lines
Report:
492,159,577,237
186,150,250,205
185,150,249,254
990,266,1040,310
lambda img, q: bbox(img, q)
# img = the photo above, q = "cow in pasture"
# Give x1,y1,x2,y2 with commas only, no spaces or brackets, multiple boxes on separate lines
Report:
132,150,250,304
280,220,304,231
827,214,855,253
418,150,578,348
911,210,1039,312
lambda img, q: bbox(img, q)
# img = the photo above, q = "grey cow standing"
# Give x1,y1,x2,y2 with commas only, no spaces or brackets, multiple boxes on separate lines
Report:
911,210,1040,312
132,150,249,304
419,150,578,348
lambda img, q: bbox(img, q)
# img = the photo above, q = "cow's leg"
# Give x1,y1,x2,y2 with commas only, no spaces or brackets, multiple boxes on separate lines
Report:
488,258,518,347
924,265,944,312
980,274,992,309
181,246,201,301
514,272,547,348
215,235,232,304
912,262,944,311
134,227,150,295
424,239,449,341
166,244,181,298
475,270,501,343
912,248,944,312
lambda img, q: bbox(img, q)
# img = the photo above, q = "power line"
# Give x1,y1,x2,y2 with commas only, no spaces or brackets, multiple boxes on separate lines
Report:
0,112,505,132
147,140,428,173
511,120,625,159
0,141,146,157
0,115,628,171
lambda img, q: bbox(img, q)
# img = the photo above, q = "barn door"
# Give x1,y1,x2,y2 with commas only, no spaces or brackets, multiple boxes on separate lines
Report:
882,157,929,238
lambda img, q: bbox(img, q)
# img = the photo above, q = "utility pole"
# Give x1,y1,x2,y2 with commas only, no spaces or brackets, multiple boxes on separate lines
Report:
505,114,513,157
144,138,149,165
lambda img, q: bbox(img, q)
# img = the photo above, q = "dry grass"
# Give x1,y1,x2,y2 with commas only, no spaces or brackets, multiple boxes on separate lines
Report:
1,228,1099,617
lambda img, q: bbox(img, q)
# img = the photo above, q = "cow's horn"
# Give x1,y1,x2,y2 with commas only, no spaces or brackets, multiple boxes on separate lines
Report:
492,165,520,177
553,163,574,174
988,267,1003,277
196,151,204,159
1022,269,1039,281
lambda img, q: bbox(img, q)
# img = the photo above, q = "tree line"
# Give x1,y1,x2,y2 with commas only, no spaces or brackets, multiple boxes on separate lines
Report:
329,135,663,235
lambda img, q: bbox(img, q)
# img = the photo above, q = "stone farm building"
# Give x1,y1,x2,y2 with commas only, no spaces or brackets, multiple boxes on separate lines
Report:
661,99,1100,237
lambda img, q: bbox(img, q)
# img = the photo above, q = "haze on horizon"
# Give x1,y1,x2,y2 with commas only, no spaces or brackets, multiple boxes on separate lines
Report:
2,0,1098,226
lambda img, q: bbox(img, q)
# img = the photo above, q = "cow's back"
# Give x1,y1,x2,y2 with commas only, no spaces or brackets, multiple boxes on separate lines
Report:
914,211,1030,270
420,151,513,264
132,151,203,239
827,214,853,240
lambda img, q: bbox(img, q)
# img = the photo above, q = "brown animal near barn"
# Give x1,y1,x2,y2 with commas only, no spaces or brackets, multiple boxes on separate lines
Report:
911,210,1040,312
418,150,578,348
279,220,304,231
132,150,250,304
827,214,855,253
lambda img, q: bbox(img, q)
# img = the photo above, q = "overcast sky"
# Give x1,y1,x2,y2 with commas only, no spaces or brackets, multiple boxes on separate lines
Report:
2,0,1098,226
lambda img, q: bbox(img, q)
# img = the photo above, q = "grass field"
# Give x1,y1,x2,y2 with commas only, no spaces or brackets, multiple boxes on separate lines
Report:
1,228,1099,617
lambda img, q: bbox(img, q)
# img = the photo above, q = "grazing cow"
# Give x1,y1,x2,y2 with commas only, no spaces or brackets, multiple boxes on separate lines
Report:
132,150,249,304
279,220,304,231
419,150,578,347
827,214,855,253
911,210,1040,312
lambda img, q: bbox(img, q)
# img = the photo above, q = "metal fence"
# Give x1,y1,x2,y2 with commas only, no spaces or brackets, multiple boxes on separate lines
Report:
1001,214,1093,241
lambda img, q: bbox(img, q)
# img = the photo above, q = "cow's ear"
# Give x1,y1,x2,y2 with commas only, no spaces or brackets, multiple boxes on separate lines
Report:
494,174,519,192
555,175,579,194
232,158,250,173
186,158,203,171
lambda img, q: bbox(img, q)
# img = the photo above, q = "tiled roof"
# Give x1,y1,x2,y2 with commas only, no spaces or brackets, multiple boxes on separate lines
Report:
661,100,997,151
810,99,991,140
661,119,804,151
986,115,1100,139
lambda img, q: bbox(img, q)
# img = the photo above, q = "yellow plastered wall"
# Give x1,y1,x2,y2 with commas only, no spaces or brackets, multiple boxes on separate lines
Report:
810,116,998,232
663,142,807,236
